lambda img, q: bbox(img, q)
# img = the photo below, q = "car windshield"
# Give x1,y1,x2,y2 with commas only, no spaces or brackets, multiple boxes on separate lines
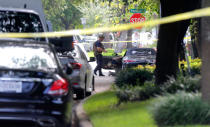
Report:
128,49,156,56
0,46,57,71
83,35,97,42
0,11,45,41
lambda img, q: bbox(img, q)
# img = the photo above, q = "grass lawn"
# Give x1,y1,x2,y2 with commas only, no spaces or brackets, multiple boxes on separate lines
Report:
84,91,210,127
84,91,157,127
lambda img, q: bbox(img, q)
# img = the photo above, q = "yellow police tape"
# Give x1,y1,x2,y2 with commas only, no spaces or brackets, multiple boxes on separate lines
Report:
80,36,189,44
101,36,190,44
0,7,209,38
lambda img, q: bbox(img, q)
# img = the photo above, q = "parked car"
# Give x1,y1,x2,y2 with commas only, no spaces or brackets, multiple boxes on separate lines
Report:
122,48,156,69
0,7,48,41
58,43,95,99
74,35,97,52
0,39,73,127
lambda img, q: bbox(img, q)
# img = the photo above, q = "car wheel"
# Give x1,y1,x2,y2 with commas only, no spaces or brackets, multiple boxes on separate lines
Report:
86,76,94,97
76,89,85,99
92,76,95,91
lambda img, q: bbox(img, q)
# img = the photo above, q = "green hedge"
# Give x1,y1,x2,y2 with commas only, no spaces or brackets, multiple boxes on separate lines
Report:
115,68,153,88
150,92,210,126
115,75,201,103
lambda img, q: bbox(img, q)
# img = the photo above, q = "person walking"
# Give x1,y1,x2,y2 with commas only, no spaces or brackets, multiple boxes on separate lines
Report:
93,34,106,76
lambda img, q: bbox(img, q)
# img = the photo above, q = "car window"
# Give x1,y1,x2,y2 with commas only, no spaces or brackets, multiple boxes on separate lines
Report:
72,45,81,59
78,46,88,61
0,11,45,41
128,49,156,56
0,46,57,71
59,57,69,65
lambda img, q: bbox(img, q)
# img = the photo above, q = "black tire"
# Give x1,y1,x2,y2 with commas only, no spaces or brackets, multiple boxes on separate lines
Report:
76,89,85,99
85,76,94,97
77,75,88,99
85,84,91,97
92,76,95,91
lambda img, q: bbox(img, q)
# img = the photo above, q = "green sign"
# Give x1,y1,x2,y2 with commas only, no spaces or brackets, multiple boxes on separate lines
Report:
130,9,146,13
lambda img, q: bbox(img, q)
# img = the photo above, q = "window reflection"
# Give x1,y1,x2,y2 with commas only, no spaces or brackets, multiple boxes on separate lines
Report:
0,11,44,41
0,46,57,71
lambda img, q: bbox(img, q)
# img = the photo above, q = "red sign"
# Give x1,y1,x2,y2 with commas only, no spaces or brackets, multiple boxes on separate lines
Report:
130,13,146,29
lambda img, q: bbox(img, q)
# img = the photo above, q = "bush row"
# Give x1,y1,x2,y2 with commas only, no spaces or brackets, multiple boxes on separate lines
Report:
179,58,201,75
115,75,201,103
114,59,203,126
150,92,210,126
115,68,153,88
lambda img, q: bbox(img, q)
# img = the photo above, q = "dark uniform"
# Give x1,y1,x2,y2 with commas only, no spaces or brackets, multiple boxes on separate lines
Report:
93,40,105,76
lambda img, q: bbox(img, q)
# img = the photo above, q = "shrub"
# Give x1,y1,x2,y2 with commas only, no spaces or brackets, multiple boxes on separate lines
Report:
115,75,201,103
179,58,201,75
115,81,160,102
150,92,210,126
134,64,156,73
115,68,153,88
161,75,201,94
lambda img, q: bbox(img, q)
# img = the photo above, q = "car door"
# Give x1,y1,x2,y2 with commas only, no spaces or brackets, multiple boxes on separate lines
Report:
76,45,93,91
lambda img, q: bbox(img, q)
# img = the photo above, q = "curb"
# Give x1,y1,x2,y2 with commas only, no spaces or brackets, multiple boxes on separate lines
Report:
73,76,114,127
74,99,93,127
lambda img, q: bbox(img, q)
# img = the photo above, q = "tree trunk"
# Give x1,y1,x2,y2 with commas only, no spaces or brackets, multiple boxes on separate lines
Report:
201,0,210,102
155,0,200,85
195,18,202,58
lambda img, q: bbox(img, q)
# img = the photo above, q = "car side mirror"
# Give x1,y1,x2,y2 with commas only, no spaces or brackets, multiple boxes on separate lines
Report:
66,63,73,75
89,57,95,62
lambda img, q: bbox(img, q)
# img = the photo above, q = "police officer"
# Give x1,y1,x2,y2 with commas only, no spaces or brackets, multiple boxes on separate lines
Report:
93,34,106,76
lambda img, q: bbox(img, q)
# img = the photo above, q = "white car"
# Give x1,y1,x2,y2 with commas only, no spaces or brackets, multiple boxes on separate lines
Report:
59,43,95,99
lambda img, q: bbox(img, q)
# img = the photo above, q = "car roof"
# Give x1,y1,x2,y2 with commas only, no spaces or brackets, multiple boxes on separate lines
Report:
127,47,155,51
0,38,50,48
0,7,39,15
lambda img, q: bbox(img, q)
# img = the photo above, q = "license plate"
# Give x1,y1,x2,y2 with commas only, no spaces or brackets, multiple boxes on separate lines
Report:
0,81,22,93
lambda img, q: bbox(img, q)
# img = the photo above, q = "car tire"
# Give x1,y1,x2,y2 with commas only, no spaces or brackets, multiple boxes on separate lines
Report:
77,75,88,99
76,89,85,99
86,76,94,97
92,76,95,91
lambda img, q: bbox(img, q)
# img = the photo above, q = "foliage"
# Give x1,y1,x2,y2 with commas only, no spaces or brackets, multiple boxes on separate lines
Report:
77,1,112,28
115,68,153,88
42,0,82,30
179,58,201,75
77,0,160,28
108,0,160,24
134,64,156,73
87,48,126,57
150,92,210,126
115,81,160,102
115,74,201,103
133,58,201,75
84,91,209,127
162,75,201,94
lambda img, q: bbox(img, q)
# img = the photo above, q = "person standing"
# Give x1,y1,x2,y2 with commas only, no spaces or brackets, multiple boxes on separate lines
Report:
93,34,106,76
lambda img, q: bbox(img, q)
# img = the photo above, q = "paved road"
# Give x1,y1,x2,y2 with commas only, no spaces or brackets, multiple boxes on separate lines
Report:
72,70,115,127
